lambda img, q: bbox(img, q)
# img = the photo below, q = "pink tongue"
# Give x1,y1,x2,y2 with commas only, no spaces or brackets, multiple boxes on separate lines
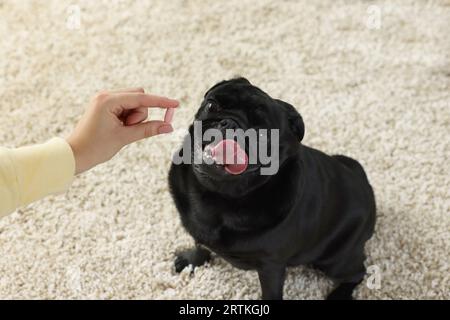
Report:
210,139,249,175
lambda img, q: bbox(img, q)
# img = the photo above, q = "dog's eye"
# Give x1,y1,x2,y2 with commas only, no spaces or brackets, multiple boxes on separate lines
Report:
205,100,220,112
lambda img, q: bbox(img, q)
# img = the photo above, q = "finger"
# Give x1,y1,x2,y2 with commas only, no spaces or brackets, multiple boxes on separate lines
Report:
164,107,175,123
108,88,145,94
124,107,148,125
108,93,179,110
122,120,174,144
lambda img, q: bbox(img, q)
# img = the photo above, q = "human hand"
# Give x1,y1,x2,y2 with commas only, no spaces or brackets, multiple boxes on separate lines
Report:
66,88,179,175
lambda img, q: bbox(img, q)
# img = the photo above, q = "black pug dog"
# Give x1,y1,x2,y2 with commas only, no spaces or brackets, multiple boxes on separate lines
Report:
169,78,376,300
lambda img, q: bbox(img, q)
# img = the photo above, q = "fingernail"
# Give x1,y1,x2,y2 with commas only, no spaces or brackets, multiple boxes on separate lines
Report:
158,124,173,134
171,99,180,107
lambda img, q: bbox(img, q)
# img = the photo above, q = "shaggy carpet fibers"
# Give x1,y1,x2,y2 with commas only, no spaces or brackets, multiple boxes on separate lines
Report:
0,0,449,299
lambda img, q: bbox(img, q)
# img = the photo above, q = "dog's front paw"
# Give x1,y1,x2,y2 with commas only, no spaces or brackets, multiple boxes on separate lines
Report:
174,247,211,273
174,254,191,273
326,282,359,300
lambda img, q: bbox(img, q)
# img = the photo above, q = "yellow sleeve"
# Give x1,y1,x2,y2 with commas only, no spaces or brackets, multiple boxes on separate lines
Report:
0,138,75,219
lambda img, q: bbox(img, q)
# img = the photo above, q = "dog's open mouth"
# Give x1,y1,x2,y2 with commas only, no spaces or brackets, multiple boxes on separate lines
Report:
204,139,249,175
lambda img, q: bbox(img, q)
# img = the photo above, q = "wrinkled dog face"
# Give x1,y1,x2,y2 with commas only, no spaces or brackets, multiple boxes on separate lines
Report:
187,78,305,197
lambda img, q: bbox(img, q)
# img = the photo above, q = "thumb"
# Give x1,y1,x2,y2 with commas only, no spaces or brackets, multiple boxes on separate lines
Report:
122,120,173,144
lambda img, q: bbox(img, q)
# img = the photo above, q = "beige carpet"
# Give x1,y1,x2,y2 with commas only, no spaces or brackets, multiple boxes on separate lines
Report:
0,0,449,299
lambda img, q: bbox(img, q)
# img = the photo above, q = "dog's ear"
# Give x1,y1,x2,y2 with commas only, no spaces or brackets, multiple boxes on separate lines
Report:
230,77,251,85
276,99,305,142
204,77,251,97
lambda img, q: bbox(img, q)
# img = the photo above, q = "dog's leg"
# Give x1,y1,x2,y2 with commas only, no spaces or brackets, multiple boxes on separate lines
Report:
174,244,211,273
257,265,286,300
317,252,366,300
326,280,362,300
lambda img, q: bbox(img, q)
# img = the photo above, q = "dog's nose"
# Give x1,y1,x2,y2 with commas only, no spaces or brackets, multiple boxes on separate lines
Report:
218,119,237,130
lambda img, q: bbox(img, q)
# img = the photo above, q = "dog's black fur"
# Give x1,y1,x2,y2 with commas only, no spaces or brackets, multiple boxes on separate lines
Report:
169,78,376,300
